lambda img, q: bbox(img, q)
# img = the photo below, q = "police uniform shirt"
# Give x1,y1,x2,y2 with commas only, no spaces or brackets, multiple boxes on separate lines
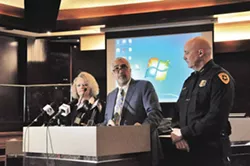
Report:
176,60,235,141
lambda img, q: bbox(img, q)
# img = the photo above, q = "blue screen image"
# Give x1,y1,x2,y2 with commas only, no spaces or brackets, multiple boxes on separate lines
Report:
114,32,211,102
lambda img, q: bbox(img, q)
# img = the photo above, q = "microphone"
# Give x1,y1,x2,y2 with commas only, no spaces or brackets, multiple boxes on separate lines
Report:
42,102,56,116
59,104,71,117
48,99,78,126
77,88,87,105
78,100,90,111
27,102,57,127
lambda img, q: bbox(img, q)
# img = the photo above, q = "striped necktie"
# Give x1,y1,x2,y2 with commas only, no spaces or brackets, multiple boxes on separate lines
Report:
113,88,125,126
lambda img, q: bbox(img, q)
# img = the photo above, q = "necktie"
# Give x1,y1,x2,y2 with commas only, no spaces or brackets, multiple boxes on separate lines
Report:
113,88,125,126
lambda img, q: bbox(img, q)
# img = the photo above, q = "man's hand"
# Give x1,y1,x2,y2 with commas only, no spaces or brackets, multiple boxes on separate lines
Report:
175,139,190,152
171,128,183,143
107,119,115,126
134,122,141,126
171,128,190,152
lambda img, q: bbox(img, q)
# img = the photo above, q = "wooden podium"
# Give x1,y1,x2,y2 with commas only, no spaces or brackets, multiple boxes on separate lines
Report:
23,126,151,166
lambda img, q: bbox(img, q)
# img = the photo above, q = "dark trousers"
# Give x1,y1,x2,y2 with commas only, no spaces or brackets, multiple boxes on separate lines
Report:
159,138,231,166
186,151,230,166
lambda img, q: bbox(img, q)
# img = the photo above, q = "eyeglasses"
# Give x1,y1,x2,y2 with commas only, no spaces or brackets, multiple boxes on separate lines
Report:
112,64,128,73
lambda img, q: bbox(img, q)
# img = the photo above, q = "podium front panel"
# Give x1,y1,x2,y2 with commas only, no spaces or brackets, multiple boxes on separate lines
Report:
23,125,150,157
23,127,97,156
97,125,150,156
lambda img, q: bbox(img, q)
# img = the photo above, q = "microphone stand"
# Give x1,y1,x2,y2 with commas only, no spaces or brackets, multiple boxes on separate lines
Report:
86,110,96,126
27,108,45,127
47,111,62,126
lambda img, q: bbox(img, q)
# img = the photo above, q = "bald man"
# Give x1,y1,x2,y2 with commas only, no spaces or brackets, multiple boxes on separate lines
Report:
170,37,235,166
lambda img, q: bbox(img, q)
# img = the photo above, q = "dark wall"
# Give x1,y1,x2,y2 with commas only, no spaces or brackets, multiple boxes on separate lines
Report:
25,85,70,125
0,36,18,84
47,42,71,84
214,51,250,114
0,36,23,131
27,42,71,84
25,41,72,125
213,40,250,115
72,49,107,101
0,38,73,128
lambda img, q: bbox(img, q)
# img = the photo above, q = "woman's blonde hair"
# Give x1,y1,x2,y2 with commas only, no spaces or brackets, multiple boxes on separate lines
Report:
71,72,99,99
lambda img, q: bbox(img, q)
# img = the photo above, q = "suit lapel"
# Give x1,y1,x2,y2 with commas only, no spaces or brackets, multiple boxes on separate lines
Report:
110,88,119,116
123,79,136,113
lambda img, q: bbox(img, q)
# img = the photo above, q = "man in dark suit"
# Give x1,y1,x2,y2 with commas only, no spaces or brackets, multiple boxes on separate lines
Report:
171,37,235,166
104,57,163,166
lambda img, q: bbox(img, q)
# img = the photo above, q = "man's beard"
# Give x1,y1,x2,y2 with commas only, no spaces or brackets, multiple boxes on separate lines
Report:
118,76,128,85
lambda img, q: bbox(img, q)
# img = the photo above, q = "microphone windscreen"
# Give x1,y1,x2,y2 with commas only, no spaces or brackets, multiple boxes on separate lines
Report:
83,100,90,110
59,104,71,116
43,104,55,116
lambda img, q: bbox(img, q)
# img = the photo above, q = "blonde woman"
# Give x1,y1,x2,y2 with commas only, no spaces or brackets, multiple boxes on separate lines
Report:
69,71,104,126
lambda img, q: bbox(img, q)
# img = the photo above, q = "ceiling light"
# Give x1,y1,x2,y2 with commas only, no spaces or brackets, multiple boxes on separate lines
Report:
9,42,18,47
215,11,250,23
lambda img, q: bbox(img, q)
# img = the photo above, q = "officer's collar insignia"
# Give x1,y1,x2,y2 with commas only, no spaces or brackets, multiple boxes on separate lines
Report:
218,72,230,84
199,80,207,87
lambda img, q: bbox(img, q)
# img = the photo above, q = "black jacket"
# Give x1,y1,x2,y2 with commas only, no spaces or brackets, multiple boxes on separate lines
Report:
173,60,235,147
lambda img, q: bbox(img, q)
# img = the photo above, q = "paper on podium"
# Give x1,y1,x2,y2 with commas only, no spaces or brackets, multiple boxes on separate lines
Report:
230,118,250,142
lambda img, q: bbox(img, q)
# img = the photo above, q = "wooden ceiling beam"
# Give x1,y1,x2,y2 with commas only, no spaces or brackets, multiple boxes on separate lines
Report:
57,0,240,20
0,3,23,18
0,0,247,20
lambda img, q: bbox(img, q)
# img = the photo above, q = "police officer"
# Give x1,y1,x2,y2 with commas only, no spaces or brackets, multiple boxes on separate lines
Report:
170,36,235,166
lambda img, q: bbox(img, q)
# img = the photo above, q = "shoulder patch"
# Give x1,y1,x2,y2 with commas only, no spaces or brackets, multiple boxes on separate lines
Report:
218,72,230,84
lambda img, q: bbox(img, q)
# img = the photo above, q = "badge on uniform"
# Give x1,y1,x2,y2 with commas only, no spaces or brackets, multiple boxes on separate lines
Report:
199,80,207,87
218,72,230,84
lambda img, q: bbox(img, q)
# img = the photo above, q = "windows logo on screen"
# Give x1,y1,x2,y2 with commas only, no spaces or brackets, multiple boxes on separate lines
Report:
145,58,170,81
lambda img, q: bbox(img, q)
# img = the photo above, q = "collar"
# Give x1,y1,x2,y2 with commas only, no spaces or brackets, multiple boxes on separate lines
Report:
198,59,215,76
117,78,131,93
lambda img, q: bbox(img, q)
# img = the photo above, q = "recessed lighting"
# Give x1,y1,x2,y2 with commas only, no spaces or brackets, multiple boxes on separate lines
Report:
47,31,51,35
77,39,80,42
9,42,18,47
